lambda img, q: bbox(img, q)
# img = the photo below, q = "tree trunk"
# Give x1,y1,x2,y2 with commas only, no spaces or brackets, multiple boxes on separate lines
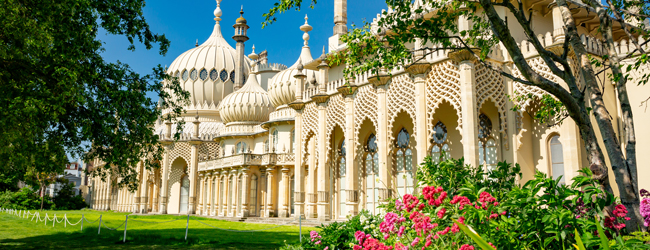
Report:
587,0,644,231
40,185,44,211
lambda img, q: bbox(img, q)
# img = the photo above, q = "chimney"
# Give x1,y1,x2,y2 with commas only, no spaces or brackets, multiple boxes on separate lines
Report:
333,0,347,35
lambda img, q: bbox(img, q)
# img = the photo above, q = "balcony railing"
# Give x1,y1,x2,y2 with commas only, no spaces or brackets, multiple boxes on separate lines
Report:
198,153,296,171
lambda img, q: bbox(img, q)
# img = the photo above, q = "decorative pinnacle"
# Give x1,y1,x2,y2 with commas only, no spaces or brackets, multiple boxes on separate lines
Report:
195,39,198,47
214,0,222,22
240,6,244,16
248,44,259,60
300,15,312,46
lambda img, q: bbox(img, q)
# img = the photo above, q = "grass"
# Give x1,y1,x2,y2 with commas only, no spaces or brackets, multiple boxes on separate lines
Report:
0,209,318,249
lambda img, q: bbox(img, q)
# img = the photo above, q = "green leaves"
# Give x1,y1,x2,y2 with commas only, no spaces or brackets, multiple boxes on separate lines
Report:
0,0,188,190
453,218,496,250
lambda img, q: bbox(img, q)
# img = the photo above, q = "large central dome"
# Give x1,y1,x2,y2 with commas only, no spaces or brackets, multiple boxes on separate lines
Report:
166,3,251,112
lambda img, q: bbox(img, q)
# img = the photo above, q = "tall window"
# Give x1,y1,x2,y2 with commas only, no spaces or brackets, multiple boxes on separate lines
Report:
394,128,414,196
338,141,347,218
180,175,189,213
272,130,279,153
291,130,296,153
250,175,258,216
364,134,379,215
236,142,247,154
290,175,295,215
431,121,450,163
212,178,216,213
549,135,565,185
478,114,497,171
220,178,225,212
238,175,242,214
264,140,269,153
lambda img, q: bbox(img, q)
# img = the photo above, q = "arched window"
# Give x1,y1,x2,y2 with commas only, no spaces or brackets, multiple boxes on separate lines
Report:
338,140,347,218
478,114,497,171
364,134,379,215
430,121,450,163
272,130,279,153
180,175,189,213
549,135,565,185
394,128,414,196
236,142,248,154
264,140,269,153
291,130,296,154
249,175,258,216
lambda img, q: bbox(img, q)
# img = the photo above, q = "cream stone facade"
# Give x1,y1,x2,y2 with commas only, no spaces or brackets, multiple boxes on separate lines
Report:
88,0,650,221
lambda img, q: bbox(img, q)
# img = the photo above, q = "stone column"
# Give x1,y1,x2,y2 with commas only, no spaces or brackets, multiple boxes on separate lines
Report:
259,169,267,217
279,167,291,217
289,60,306,219
133,163,141,213
240,167,250,217
549,3,565,42
221,170,228,216
189,141,200,214
315,101,330,221
307,140,317,218
449,50,479,169
406,62,431,170
265,166,275,217
198,173,205,215
230,170,238,216
160,143,171,214
139,172,148,214
337,83,359,216
370,72,392,204
106,179,113,211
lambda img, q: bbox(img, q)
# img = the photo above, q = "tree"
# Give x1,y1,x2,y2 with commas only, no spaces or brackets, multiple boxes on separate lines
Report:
0,0,189,191
264,0,648,231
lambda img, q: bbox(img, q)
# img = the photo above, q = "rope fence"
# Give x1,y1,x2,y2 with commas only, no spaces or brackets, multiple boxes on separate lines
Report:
0,207,306,244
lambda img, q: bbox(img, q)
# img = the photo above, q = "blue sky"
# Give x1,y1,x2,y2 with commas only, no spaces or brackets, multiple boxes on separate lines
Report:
99,0,387,82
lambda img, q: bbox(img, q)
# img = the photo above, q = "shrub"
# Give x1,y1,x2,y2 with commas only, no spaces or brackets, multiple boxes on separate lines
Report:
346,158,648,249
0,187,52,210
51,182,86,210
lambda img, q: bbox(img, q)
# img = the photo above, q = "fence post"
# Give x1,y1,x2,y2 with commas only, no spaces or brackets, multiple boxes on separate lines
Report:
123,215,128,243
299,215,302,243
53,214,56,227
64,214,67,228
98,215,102,234
185,214,190,241
81,214,84,232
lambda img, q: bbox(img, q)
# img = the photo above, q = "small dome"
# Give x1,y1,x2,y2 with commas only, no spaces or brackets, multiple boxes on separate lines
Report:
219,72,274,123
268,15,319,107
268,48,319,107
235,7,247,24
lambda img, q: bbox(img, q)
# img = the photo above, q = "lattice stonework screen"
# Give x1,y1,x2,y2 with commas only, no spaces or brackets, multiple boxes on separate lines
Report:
354,85,378,149
325,94,346,164
387,74,417,150
301,102,319,166
426,61,462,132
475,63,508,135
198,142,221,162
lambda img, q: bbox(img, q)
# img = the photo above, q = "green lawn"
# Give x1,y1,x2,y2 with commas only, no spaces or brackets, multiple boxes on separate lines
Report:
0,209,318,249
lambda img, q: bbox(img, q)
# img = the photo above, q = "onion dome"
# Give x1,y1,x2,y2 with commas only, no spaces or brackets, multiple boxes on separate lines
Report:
218,72,274,124
166,0,251,110
268,15,319,107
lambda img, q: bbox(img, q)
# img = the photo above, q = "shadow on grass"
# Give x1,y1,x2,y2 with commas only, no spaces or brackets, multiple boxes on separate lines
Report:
1,226,304,249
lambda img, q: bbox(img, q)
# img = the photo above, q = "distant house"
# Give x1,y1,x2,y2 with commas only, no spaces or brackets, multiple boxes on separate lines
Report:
45,162,85,197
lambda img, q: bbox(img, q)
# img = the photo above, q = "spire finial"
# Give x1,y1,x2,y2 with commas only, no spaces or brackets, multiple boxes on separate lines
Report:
240,5,244,16
300,14,313,47
195,39,198,47
214,0,222,22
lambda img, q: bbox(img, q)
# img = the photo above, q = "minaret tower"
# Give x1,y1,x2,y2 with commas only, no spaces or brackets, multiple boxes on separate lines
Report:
233,6,249,90
333,0,347,35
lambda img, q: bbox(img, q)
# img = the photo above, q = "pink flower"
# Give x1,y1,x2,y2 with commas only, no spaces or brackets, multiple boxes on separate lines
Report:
355,231,366,243
437,208,447,219
488,242,497,249
411,237,420,247
324,247,329,250
451,223,460,233
397,226,406,237
395,242,407,250
310,230,321,242
451,195,472,210
404,194,420,212
613,204,628,218
459,244,475,250
395,199,405,211
489,213,499,220
315,241,321,245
